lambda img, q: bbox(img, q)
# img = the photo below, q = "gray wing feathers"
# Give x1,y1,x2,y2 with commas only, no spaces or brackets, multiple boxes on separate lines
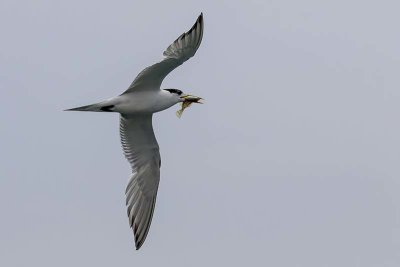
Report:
120,114,161,250
123,13,204,92
163,13,204,59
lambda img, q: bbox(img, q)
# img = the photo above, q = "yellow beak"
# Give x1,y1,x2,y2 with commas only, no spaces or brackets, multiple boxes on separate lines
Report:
180,94,203,104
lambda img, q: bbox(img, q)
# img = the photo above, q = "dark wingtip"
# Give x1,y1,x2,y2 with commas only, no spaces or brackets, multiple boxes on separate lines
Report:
135,239,144,250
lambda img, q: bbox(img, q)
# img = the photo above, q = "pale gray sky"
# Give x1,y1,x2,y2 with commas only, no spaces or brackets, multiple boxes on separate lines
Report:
1,0,400,266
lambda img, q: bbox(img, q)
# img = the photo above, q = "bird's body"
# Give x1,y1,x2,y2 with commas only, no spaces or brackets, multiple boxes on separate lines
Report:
66,13,204,250
79,90,180,114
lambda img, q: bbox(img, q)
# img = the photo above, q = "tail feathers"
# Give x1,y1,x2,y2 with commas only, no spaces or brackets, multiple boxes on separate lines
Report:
65,102,115,112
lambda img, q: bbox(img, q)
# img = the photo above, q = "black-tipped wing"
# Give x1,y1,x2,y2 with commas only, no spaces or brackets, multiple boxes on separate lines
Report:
123,13,204,93
120,114,161,250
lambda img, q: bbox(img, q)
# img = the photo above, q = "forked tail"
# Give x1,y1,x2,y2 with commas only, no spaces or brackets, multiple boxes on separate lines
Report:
65,100,115,112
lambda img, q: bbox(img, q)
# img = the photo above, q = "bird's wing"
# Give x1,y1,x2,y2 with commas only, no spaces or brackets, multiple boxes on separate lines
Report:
122,13,204,93
120,114,161,250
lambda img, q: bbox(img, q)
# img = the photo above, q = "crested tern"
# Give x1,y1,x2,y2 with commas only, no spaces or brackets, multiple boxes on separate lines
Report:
66,13,204,250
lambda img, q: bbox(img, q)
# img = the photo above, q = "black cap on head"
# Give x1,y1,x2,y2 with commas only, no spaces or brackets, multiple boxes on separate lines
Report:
164,89,183,95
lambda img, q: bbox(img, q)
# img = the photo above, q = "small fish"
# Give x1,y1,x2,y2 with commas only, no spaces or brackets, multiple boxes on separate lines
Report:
176,95,203,118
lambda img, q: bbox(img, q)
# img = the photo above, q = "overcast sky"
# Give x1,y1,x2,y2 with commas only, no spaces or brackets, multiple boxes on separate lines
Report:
1,0,400,266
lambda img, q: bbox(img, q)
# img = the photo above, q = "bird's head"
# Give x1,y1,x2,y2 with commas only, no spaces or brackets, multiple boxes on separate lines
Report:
164,89,203,117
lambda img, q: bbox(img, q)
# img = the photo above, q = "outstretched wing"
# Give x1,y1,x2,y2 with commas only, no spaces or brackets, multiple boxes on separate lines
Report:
123,13,204,92
120,114,161,250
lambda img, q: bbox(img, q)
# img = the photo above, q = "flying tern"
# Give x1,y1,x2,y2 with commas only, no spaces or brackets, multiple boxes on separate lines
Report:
66,13,204,250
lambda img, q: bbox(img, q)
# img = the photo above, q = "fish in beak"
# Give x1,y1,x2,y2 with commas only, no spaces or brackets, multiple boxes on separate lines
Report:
177,94,203,117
